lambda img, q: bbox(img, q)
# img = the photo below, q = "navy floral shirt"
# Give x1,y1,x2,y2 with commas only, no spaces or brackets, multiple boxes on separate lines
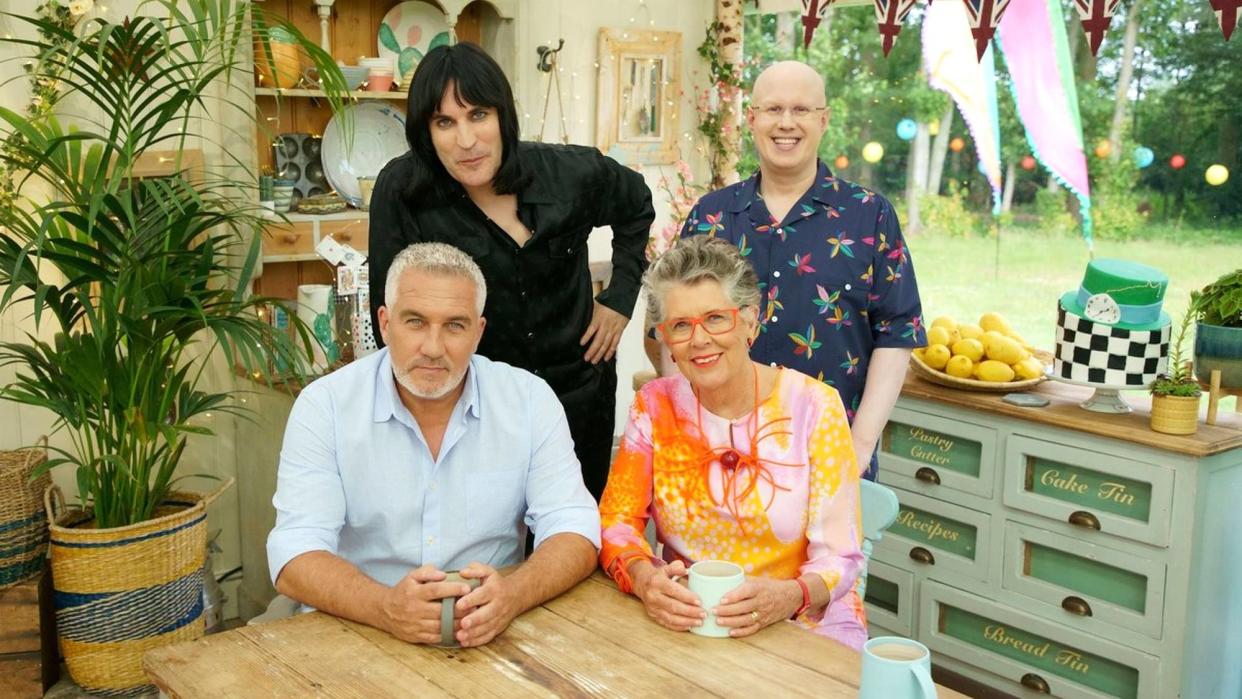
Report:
681,161,926,475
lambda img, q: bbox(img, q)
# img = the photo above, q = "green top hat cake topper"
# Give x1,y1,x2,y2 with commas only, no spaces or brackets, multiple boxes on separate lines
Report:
1059,259,1171,332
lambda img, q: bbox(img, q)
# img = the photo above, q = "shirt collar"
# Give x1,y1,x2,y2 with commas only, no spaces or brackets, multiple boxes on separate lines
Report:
727,159,836,213
372,350,482,423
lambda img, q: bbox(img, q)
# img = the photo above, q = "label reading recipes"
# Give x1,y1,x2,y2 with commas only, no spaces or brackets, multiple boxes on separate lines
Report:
1026,457,1153,522
941,605,1139,699
883,423,982,477
890,507,977,560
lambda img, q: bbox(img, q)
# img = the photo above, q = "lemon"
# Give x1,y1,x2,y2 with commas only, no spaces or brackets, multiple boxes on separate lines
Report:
981,330,1007,354
975,360,1016,382
931,316,958,333
927,326,952,347
945,355,974,378
951,338,985,363
1013,356,1045,380
959,323,985,341
985,336,1024,365
924,344,951,370
979,312,1012,335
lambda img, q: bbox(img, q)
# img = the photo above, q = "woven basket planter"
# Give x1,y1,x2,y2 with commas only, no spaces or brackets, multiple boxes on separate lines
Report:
0,436,51,589
45,479,230,697
1150,394,1200,435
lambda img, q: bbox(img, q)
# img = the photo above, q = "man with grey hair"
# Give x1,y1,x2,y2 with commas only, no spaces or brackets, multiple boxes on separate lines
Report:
267,242,600,647
677,60,926,481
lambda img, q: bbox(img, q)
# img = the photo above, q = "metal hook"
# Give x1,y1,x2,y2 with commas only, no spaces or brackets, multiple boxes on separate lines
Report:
536,39,565,73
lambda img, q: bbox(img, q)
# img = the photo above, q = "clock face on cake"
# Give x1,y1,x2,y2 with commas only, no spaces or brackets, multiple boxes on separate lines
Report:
1083,293,1121,324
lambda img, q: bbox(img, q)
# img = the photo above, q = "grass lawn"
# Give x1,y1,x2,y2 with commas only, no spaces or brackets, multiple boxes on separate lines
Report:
908,228,1240,352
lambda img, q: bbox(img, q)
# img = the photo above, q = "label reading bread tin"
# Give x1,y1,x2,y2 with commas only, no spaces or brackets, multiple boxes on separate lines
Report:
1026,457,1152,522
883,423,982,477
891,507,977,559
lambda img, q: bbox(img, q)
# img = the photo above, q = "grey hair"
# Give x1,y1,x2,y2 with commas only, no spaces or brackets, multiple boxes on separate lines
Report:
642,236,761,328
384,242,488,315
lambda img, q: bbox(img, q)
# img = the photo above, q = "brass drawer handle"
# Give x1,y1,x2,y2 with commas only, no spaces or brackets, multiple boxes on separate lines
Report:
333,232,352,242
1020,673,1050,694
1068,510,1101,531
909,546,935,565
280,233,298,245
1061,595,1093,617
914,467,941,485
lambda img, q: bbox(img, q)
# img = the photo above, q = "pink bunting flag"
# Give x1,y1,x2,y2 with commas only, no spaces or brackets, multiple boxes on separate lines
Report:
874,0,919,56
1211,0,1240,39
801,0,834,48
961,0,1012,60
1073,0,1121,55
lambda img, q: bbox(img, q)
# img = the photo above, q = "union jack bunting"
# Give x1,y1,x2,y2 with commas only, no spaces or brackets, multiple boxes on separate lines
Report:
874,0,919,56
1210,0,1240,39
961,0,1011,60
1073,0,1121,55
801,0,835,48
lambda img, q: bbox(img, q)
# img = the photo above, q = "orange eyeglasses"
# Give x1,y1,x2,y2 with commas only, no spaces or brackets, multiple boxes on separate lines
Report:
657,308,740,344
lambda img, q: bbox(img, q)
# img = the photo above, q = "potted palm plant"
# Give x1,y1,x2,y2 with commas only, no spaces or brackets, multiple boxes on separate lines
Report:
1150,311,1202,435
1192,269,1242,389
0,1,345,694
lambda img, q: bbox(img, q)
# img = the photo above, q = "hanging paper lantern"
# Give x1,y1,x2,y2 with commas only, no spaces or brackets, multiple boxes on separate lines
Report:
1170,154,1187,170
1021,155,1036,171
874,0,919,57
1212,0,1239,40
801,0,834,48
1206,164,1230,186
834,154,850,170
1133,146,1155,169
949,137,965,153
896,119,918,141
862,142,885,163
928,120,941,137
1073,0,1122,56
1094,140,1112,158
961,0,1013,61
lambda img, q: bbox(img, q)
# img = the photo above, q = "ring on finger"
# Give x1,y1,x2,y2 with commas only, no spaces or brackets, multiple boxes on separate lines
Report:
750,610,759,624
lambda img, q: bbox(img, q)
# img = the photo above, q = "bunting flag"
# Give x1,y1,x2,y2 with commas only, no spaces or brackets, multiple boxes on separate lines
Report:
998,0,1094,250
874,0,919,56
923,0,1003,213
961,0,1012,60
801,0,834,48
1211,0,1240,40
1073,0,1121,55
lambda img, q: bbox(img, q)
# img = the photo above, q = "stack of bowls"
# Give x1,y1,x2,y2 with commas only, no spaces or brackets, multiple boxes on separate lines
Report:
338,65,369,91
359,57,396,92
272,179,296,213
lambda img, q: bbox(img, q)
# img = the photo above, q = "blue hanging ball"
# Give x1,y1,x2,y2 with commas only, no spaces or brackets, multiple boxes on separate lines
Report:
896,119,918,141
1133,146,1155,169
977,160,989,176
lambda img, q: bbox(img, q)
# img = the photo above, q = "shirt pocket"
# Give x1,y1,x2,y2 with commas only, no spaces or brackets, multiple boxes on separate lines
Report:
466,470,527,538
807,256,870,324
546,228,589,259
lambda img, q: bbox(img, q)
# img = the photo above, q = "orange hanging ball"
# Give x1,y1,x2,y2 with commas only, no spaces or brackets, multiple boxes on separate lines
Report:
949,137,965,153
1094,140,1112,158
1021,155,1036,171
834,155,850,170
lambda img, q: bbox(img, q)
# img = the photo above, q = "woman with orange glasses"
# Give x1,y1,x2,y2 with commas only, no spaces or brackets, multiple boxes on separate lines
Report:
598,236,866,649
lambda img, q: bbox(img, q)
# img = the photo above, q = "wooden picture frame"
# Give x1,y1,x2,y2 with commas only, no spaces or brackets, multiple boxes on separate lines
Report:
595,28,681,165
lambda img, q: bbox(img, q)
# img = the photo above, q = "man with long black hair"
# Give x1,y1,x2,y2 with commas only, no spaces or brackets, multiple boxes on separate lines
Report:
368,43,654,499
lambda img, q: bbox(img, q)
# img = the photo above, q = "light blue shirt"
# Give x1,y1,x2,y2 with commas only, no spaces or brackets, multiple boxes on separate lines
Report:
266,348,601,589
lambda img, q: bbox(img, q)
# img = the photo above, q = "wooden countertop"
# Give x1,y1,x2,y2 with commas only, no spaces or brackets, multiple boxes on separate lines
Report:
900,373,1242,457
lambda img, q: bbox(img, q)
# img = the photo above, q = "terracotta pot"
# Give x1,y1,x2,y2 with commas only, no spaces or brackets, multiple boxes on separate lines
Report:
1150,394,1200,435
254,40,300,89
1194,322,1242,389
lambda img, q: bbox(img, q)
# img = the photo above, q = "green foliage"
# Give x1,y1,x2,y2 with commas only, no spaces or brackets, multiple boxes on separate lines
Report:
0,1,343,528
1151,311,1201,397
919,182,981,238
1034,189,1077,235
1193,269,1242,328
1090,149,1147,241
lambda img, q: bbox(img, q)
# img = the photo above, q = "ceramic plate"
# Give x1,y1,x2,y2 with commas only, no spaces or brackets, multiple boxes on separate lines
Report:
377,1,451,87
321,102,408,207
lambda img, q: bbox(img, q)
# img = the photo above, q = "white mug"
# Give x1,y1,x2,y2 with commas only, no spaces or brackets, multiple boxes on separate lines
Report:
688,560,744,638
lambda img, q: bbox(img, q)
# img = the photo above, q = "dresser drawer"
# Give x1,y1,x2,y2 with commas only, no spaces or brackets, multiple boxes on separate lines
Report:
262,221,315,257
920,580,1160,699
879,406,997,502
1002,435,1174,547
862,558,914,637
318,218,368,251
1001,521,1166,643
874,490,993,584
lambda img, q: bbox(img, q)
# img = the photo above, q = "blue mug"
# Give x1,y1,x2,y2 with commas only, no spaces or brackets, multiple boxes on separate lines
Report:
859,636,937,698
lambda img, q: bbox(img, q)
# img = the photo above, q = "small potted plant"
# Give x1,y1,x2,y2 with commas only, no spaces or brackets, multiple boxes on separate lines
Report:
1150,311,1202,435
1192,269,1242,389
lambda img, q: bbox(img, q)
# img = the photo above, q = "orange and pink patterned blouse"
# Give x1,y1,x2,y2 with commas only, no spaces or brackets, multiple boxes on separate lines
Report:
599,368,868,650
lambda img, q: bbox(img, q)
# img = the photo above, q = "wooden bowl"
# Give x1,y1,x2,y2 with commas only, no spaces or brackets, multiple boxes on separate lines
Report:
909,348,1053,393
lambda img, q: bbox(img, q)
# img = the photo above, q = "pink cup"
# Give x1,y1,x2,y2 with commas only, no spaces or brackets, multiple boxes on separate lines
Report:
367,70,393,92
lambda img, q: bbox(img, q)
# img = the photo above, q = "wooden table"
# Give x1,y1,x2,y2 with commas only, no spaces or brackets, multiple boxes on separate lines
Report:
145,572,969,698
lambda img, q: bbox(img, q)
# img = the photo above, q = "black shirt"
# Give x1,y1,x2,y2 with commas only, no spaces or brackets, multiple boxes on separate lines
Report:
367,142,655,396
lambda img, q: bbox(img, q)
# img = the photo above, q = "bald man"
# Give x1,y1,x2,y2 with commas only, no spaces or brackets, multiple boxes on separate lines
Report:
678,61,926,480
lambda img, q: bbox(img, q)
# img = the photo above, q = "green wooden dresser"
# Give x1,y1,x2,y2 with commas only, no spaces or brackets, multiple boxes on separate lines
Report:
865,375,1242,699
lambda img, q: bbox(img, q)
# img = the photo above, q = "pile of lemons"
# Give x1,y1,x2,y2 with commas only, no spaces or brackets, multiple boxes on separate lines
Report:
914,313,1044,383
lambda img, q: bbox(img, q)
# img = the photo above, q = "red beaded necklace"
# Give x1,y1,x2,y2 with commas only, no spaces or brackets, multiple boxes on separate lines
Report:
691,365,802,533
